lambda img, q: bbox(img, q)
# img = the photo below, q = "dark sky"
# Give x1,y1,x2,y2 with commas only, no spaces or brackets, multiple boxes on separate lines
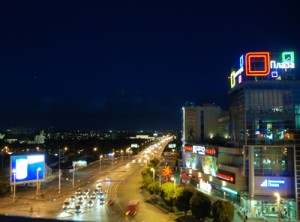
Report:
0,0,299,131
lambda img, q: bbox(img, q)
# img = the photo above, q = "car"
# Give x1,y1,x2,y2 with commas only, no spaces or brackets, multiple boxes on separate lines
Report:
62,201,70,211
98,192,104,198
107,199,114,205
75,205,81,213
106,177,112,181
90,194,96,200
70,196,76,202
99,198,105,205
87,200,94,208
93,188,100,194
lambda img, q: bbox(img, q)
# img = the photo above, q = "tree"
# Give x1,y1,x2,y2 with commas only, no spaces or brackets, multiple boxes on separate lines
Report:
147,181,159,195
142,174,153,188
190,192,212,221
175,188,194,221
0,175,10,197
161,166,172,182
212,200,234,222
149,158,160,168
160,182,175,211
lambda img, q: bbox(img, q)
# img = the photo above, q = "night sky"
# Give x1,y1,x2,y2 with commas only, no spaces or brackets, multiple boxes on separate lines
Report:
1,0,299,131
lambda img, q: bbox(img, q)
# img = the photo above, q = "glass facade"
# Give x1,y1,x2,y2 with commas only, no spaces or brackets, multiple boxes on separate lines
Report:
244,145,294,177
229,81,300,146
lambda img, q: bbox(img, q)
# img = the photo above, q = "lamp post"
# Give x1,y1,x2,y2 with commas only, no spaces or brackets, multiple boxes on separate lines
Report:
36,167,41,196
99,155,103,172
72,163,76,188
111,152,115,166
58,146,61,194
121,150,124,162
171,176,176,189
12,169,16,202
151,168,155,182
274,192,281,222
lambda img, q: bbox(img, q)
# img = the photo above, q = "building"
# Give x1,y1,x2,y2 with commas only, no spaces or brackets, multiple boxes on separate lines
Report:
182,51,300,221
229,51,300,220
182,103,222,144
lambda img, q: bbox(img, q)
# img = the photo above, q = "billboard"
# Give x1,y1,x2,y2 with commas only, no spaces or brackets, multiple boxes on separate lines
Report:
10,154,45,184
230,51,296,89
184,108,198,142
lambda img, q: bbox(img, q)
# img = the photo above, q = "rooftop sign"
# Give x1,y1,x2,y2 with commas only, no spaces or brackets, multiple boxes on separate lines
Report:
230,51,295,88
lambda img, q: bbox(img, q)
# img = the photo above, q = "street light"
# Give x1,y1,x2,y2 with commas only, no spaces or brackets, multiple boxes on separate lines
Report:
151,168,155,182
36,167,41,196
12,169,16,202
64,147,68,155
99,155,103,172
58,147,61,194
72,162,76,188
121,150,124,162
111,152,115,166
171,176,176,189
274,192,281,222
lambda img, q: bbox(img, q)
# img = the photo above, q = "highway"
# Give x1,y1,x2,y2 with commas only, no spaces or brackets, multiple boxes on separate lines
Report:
0,136,174,222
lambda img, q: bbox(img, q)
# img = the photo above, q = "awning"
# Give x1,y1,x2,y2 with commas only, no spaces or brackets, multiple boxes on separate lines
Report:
208,181,220,188
181,172,190,180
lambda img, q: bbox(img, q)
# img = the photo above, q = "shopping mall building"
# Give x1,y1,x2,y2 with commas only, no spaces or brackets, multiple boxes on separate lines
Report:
182,51,300,220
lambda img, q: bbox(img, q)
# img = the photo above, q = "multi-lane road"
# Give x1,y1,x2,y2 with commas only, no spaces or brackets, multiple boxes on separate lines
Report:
0,136,174,222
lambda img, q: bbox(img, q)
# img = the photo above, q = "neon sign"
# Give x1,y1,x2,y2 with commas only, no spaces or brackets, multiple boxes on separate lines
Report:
230,51,295,88
221,186,237,195
205,147,218,156
260,179,285,188
218,169,235,184
245,52,270,76
193,145,205,155
185,144,193,152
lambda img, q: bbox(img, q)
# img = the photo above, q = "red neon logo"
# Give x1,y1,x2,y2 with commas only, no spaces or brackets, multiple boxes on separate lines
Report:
245,52,270,76
185,145,193,151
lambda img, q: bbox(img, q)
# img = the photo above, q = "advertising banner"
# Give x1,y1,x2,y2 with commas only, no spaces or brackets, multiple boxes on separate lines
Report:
184,108,198,142
10,154,45,184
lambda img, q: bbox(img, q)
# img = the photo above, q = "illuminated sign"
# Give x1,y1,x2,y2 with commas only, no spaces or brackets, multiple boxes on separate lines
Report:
205,147,218,156
260,179,285,188
245,52,270,76
199,179,212,194
230,51,296,88
221,186,238,195
168,143,176,148
217,169,235,184
184,144,193,152
10,154,45,184
193,145,205,155
131,144,138,148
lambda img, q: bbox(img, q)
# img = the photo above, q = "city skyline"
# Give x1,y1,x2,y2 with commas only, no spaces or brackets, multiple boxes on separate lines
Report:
1,0,299,131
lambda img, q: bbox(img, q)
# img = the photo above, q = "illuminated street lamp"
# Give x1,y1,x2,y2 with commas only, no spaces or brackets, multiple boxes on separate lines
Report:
58,147,61,194
274,192,281,222
121,150,124,162
111,152,115,166
64,147,68,154
171,176,176,189
12,169,16,202
72,162,76,188
151,168,155,182
36,167,41,196
99,154,103,172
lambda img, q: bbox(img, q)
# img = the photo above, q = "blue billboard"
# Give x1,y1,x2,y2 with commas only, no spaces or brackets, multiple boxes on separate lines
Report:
10,154,45,184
